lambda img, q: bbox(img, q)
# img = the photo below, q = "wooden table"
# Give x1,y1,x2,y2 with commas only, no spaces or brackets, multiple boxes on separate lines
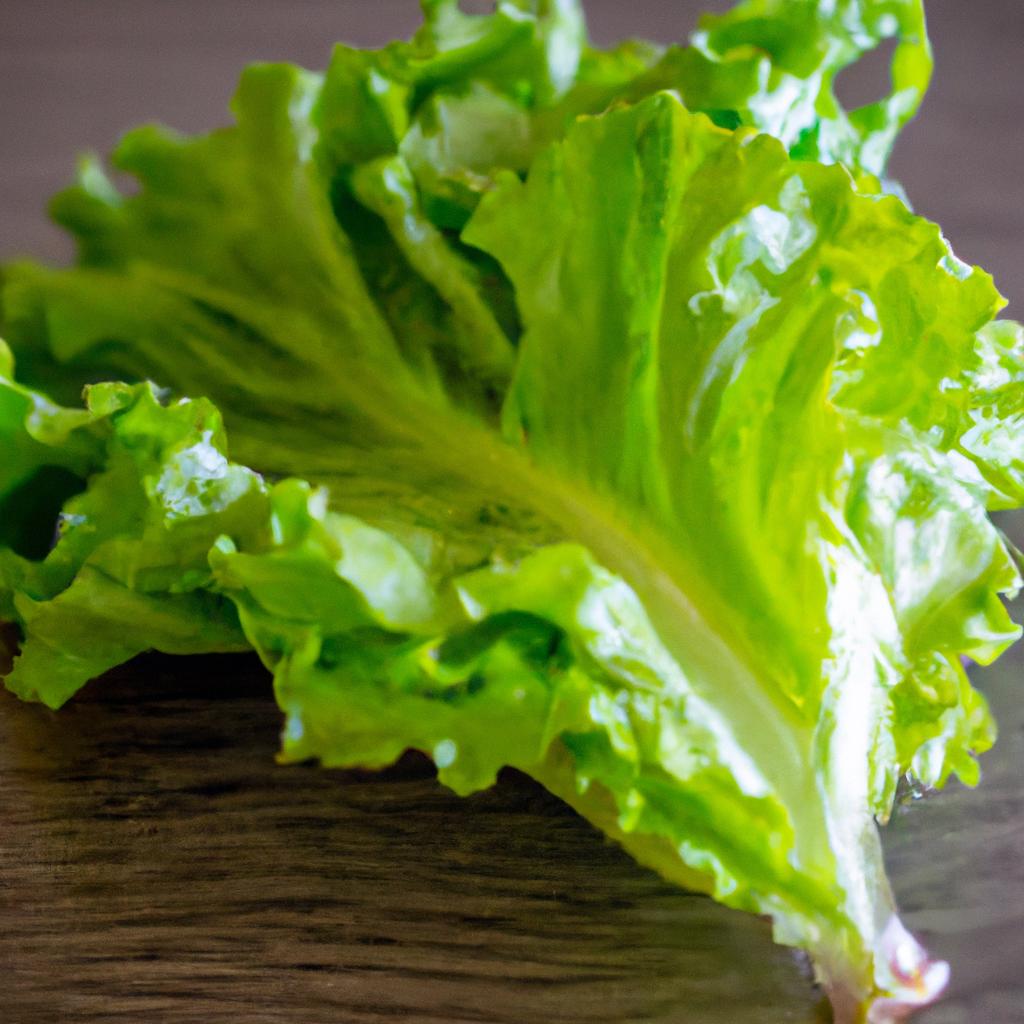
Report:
1,2,1022,1021
1,648,1021,1023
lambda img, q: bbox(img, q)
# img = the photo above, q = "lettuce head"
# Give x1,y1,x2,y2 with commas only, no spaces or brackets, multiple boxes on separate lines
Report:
1,2,1020,1020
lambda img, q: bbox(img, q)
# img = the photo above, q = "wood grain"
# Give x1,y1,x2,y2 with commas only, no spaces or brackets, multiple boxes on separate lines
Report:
1,656,831,1024
1,650,1021,1023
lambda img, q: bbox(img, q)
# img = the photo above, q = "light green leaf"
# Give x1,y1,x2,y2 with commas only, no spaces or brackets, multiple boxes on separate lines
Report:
1,382,256,707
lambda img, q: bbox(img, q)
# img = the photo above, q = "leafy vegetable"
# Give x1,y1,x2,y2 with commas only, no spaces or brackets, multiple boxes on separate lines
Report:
1,1,1020,1021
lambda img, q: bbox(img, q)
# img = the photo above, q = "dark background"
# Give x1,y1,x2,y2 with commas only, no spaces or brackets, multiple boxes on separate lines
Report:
1,4,1022,1024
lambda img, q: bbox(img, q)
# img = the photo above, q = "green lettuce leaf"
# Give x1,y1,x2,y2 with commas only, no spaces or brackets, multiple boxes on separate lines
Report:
661,0,932,177
0,366,255,706
1,2,1019,1022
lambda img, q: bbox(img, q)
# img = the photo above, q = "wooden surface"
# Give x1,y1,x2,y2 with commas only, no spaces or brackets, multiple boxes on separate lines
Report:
1,650,1022,1023
1,2,1022,1022
1,656,833,1024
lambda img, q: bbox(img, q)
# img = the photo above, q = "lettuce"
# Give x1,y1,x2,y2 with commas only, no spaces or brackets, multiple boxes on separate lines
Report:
1,2,1019,1020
